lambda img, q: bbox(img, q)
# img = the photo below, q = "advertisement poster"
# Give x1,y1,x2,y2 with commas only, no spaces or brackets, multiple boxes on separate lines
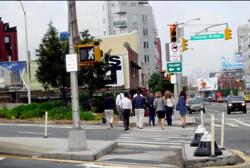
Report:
197,78,218,91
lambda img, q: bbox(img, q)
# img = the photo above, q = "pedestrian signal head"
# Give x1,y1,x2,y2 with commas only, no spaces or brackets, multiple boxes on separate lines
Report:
75,44,101,66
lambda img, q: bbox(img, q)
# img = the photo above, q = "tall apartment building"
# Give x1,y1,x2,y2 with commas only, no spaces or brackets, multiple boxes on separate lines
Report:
76,1,160,88
0,17,18,62
238,23,250,93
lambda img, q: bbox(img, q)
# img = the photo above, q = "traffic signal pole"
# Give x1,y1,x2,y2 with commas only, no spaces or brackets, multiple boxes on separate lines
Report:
68,0,87,151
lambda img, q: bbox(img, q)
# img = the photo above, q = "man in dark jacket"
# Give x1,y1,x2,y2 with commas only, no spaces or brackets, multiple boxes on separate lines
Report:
132,90,146,129
103,93,115,128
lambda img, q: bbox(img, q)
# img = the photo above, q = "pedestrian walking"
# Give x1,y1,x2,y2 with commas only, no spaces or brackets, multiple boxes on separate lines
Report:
115,92,124,121
103,93,115,129
120,92,132,131
146,91,155,126
153,91,165,130
132,89,146,129
176,90,188,128
163,90,174,126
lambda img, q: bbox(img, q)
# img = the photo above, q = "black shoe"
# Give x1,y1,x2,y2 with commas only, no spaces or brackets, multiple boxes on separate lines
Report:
110,123,113,128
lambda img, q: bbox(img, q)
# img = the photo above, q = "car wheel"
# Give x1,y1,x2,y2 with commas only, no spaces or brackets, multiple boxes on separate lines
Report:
227,110,231,115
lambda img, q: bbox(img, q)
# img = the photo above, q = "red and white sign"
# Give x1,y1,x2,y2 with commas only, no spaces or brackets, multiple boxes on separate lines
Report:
169,42,181,62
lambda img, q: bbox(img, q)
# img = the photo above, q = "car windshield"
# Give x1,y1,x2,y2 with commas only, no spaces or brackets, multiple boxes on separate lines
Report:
230,96,244,101
190,99,202,104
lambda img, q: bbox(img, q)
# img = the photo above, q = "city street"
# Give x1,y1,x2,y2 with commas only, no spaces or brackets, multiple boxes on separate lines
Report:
193,102,250,154
0,103,249,167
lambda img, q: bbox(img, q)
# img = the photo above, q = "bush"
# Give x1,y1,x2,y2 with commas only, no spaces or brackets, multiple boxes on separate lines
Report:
80,111,96,120
0,108,8,117
19,109,40,119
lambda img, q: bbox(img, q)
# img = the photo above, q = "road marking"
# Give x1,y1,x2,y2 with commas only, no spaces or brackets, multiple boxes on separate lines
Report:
0,157,5,160
214,123,221,128
17,131,51,135
229,119,250,127
225,123,238,127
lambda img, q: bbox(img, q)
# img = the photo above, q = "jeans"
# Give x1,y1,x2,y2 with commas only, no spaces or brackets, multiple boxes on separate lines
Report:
149,115,155,126
165,106,173,126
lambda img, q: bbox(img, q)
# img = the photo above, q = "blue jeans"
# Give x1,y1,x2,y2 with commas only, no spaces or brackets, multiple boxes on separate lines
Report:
165,106,173,126
149,115,155,126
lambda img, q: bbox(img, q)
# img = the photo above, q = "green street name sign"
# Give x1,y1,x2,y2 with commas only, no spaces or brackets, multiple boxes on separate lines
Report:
167,62,182,73
190,33,224,41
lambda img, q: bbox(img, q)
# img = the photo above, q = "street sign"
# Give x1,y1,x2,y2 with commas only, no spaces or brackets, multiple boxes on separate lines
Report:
66,54,78,72
190,33,224,41
169,42,181,62
167,62,182,73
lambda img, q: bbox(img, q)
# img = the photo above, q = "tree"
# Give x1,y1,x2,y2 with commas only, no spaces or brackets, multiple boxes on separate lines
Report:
36,22,70,106
77,30,110,100
148,72,174,93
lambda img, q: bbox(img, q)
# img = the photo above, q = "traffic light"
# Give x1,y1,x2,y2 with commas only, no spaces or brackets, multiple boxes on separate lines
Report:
160,71,172,80
224,28,232,40
181,38,188,52
170,24,177,43
75,44,101,66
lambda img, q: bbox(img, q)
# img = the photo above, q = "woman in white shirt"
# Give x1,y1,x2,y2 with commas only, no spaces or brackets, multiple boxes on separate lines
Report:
163,90,174,126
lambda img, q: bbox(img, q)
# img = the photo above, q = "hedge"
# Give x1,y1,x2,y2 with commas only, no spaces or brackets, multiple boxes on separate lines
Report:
0,101,99,121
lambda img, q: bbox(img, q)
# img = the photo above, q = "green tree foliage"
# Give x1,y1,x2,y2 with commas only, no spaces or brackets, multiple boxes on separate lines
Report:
148,72,174,94
77,30,110,99
36,22,69,106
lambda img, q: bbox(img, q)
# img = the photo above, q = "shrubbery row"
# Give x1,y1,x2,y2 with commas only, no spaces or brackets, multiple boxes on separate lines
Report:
0,101,99,121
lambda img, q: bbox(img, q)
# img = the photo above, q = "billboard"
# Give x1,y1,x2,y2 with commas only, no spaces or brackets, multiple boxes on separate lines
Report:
106,55,125,86
197,78,218,91
0,61,26,88
221,55,243,70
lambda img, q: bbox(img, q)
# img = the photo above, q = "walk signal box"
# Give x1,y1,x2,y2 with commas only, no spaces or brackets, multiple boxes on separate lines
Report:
160,71,172,80
75,44,101,66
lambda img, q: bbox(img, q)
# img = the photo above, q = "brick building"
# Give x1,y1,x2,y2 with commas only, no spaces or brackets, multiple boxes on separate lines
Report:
0,17,18,61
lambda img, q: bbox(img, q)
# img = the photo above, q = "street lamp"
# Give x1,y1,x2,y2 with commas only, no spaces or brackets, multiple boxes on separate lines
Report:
20,1,31,104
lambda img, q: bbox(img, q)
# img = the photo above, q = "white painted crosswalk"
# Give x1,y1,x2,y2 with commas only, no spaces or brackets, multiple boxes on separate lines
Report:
0,157,5,161
207,118,250,128
115,126,194,149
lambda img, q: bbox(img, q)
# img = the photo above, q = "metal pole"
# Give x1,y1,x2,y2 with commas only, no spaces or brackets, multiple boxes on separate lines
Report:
210,113,215,157
20,1,31,104
221,112,225,150
68,1,80,128
200,110,204,126
43,111,48,138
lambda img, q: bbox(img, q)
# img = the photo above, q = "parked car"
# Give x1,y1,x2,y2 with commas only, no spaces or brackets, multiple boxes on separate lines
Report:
227,96,247,114
187,98,205,114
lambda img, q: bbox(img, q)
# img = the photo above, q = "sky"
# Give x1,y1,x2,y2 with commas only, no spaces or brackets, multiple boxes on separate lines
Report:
0,1,250,80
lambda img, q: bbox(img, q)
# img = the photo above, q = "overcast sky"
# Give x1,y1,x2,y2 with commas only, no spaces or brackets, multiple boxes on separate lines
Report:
1,1,249,80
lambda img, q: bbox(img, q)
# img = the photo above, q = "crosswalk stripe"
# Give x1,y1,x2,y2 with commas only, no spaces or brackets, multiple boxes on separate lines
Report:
214,123,221,128
0,157,5,160
225,123,238,127
229,119,250,127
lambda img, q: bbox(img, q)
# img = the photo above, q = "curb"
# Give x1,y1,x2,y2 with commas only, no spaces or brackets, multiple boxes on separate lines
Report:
40,141,117,161
182,143,244,168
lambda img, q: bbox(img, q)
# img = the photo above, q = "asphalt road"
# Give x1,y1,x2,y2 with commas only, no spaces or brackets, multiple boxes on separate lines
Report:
0,102,250,167
193,102,250,155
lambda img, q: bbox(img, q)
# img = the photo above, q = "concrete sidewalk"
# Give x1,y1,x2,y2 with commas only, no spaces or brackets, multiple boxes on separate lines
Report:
0,137,117,161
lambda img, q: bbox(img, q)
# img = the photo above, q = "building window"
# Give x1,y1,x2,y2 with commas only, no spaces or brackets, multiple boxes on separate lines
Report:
4,36,11,50
131,15,137,24
144,41,149,49
131,2,137,6
142,15,147,23
144,55,149,62
143,27,148,36
121,2,126,6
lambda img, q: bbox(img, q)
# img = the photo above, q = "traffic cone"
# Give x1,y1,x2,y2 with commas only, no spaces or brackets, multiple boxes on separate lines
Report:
190,125,206,146
194,131,223,156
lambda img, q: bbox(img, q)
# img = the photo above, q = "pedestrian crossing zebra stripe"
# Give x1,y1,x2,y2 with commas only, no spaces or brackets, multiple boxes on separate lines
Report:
0,157,5,161
225,123,238,127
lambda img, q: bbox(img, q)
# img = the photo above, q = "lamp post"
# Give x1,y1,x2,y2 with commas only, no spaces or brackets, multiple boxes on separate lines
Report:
20,1,31,104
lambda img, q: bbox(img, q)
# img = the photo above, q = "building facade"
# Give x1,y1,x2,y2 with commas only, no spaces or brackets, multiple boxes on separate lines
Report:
238,23,250,93
76,1,159,88
0,18,18,62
